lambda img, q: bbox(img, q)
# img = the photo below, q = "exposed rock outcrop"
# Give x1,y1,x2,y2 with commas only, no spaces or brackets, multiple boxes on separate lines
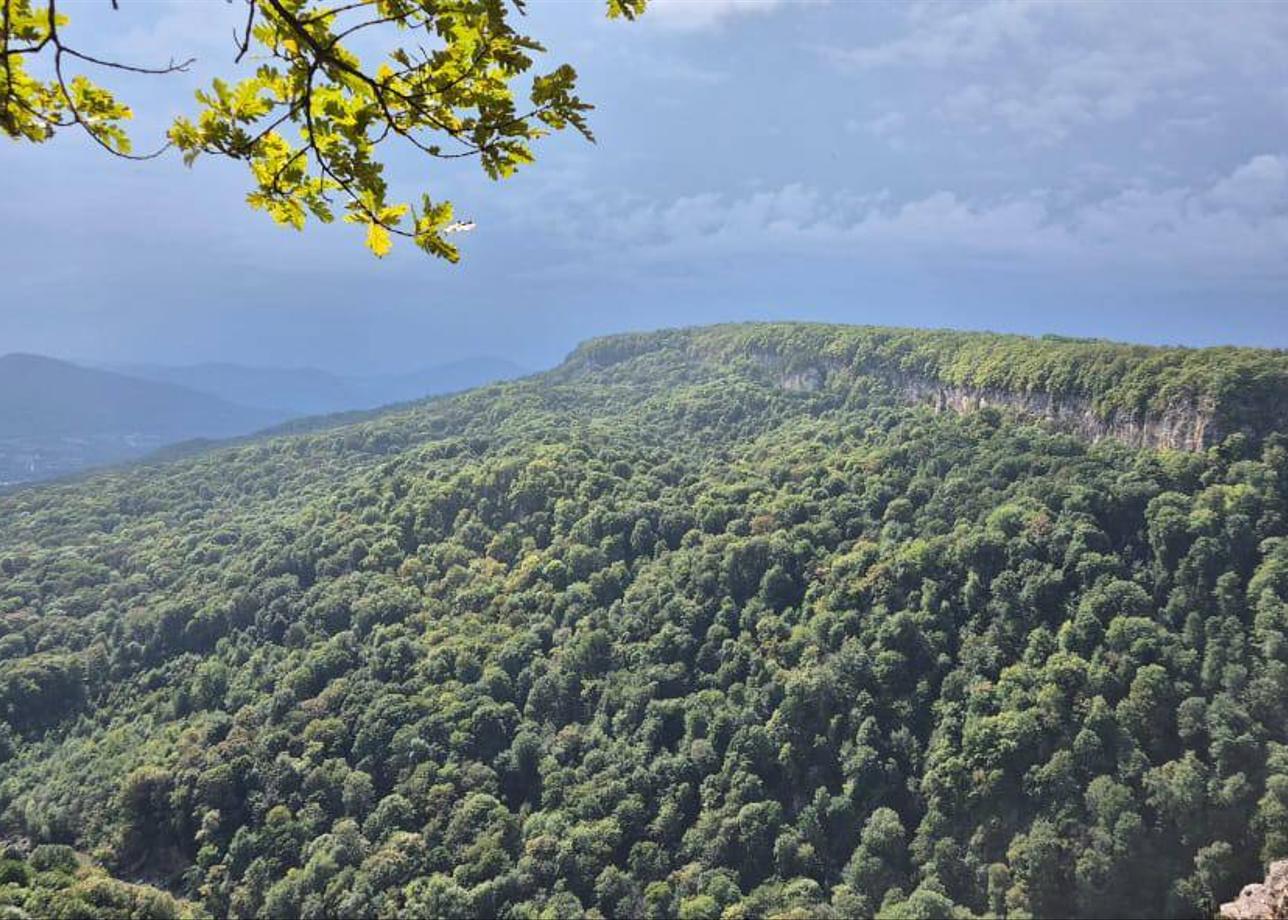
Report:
880,368,1216,452
744,350,1223,452
1222,860,1288,920
565,324,1288,454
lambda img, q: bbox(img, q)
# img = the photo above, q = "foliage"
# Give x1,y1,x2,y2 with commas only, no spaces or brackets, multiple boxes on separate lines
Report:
0,847,201,919
0,0,646,258
0,322,1286,918
569,323,1288,431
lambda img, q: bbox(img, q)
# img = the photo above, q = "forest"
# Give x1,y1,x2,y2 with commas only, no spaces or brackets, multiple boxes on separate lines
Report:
0,322,1286,919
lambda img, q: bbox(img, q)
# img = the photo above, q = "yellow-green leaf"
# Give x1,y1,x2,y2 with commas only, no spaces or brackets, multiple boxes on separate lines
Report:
365,222,392,258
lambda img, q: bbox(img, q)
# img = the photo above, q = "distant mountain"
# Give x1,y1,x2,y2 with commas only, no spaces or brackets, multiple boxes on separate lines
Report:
0,354,283,438
114,356,528,415
109,362,359,416
356,356,530,405
0,354,286,485
0,352,529,486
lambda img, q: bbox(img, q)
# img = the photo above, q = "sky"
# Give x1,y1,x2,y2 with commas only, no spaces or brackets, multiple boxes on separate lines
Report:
3,0,1288,374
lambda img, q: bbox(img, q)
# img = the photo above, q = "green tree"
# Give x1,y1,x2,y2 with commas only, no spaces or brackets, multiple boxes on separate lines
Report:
1,0,645,259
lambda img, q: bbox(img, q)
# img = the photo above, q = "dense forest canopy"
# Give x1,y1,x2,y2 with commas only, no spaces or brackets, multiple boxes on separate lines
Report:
1,322,1286,919
569,324,1288,431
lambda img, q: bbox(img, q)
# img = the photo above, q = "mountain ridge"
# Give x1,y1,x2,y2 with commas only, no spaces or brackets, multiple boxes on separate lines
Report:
0,321,1285,919
0,352,283,438
0,353,289,484
563,323,1288,450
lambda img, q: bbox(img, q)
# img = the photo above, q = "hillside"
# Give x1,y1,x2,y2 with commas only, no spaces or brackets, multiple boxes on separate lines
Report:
565,324,1288,450
0,354,286,485
0,323,1286,919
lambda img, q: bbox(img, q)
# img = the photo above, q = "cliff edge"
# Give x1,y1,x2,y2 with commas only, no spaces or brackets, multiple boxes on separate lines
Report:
1223,861,1288,920
566,323,1288,451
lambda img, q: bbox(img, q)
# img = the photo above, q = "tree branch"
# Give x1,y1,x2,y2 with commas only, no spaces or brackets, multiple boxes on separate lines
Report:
263,0,481,154
233,0,256,64
58,43,193,75
46,0,171,159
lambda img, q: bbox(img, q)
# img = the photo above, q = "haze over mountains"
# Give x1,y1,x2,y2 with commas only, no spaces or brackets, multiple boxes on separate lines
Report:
0,353,527,485
0,354,285,486
111,356,527,416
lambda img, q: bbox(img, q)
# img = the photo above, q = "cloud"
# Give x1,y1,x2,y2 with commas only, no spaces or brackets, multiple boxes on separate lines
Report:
645,0,798,32
822,1,1288,145
1209,155,1288,216
858,111,906,139
825,0,1043,70
514,154,1288,280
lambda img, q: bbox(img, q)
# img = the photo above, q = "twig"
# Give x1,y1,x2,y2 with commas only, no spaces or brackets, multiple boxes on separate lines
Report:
46,0,171,159
234,0,257,63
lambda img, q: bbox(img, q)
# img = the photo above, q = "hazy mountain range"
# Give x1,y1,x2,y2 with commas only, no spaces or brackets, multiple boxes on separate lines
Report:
0,353,527,485
109,356,527,416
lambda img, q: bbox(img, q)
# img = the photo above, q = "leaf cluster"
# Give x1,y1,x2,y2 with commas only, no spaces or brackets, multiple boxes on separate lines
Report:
2,0,646,257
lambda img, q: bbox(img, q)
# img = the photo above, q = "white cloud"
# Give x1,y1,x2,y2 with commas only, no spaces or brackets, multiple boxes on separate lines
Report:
843,111,910,149
516,154,1288,280
826,0,1043,69
823,1,1288,145
645,0,799,32
1208,155,1288,216
863,111,906,139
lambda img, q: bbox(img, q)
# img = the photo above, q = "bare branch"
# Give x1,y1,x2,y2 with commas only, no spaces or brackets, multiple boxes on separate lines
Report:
233,0,257,64
297,0,377,28
59,44,193,75
45,0,171,159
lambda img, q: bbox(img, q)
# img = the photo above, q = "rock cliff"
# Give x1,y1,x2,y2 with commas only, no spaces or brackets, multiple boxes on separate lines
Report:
741,346,1260,452
1222,861,1288,920
565,323,1288,453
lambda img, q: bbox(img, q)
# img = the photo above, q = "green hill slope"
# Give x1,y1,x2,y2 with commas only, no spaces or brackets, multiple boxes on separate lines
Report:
567,323,1288,449
0,323,1286,919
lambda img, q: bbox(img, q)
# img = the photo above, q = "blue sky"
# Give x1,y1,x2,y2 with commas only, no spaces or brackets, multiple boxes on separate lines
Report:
3,0,1288,373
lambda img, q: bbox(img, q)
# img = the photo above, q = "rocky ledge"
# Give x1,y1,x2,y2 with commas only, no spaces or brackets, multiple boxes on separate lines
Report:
748,350,1246,453
1222,861,1288,920
566,324,1288,453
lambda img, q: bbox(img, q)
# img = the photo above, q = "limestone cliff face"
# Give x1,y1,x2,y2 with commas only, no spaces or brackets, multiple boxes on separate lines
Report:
879,369,1218,452
565,325,1287,454
1222,860,1288,920
742,349,1224,452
